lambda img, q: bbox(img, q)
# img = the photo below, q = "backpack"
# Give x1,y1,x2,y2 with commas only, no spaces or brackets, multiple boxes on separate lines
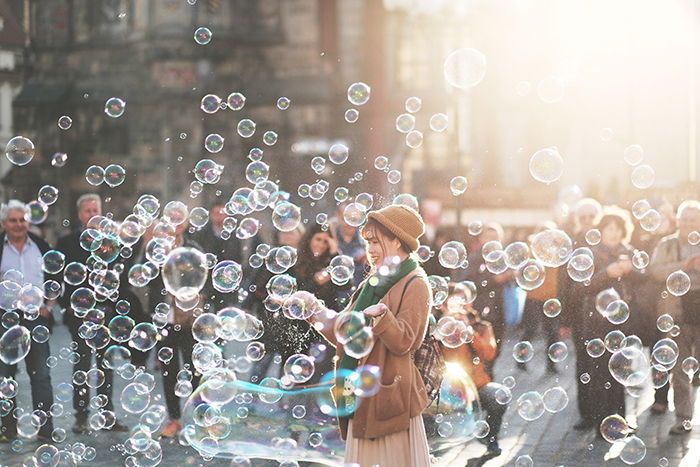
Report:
399,275,445,403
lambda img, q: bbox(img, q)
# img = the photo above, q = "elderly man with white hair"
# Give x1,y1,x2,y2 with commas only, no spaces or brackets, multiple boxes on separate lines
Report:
0,200,55,442
649,200,700,435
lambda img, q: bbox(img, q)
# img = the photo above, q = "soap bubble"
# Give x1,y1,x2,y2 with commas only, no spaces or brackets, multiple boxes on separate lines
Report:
263,131,278,146
344,109,359,123
387,169,402,184
85,165,105,186
25,201,48,224
42,250,65,274
200,94,221,114
5,136,35,166
328,143,349,165
681,356,699,378
57,115,72,130
605,329,626,353
276,97,290,110
516,391,545,421
395,113,416,133
438,241,467,269
652,339,678,365
283,354,316,384
639,209,662,232
237,119,256,138
342,203,367,227
0,325,31,365
632,250,650,269
228,92,246,111
543,298,562,318
666,270,690,296
405,131,423,149
620,436,647,465
443,48,486,88
194,27,212,45
623,144,644,166
104,164,126,187
192,313,221,344
586,338,606,358
204,133,224,153
529,148,564,183
504,242,529,269
530,229,572,267
38,185,59,205
272,202,301,232
609,347,650,386
600,414,631,442
162,247,208,302
430,113,448,132
428,275,449,306
512,341,534,363
656,314,674,332
515,259,546,291
104,97,126,118
120,383,150,413
347,82,371,105
585,229,601,245
449,176,468,196
51,152,68,167
212,260,243,293
631,165,655,189
547,342,568,363
542,386,568,413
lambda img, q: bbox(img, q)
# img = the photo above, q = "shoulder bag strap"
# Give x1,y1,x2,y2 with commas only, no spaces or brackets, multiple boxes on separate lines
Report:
396,273,421,312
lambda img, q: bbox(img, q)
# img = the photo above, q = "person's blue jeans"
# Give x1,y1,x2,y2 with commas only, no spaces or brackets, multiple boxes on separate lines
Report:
0,316,54,438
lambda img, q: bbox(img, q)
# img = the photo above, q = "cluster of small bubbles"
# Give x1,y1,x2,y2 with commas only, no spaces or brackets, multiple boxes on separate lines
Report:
429,113,448,132
104,97,126,118
194,26,212,44
200,94,221,114
5,136,35,166
529,147,564,183
652,338,678,366
276,97,290,110
311,156,326,174
237,118,256,138
58,115,72,130
85,165,105,186
395,113,415,133
537,76,565,103
512,341,534,363
52,152,68,167
345,109,359,123
631,164,655,189
666,270,691,296
435,316,471,348
450,176,468,196
516,391,545,421
428,275,449,306
347,82,371,105
443,48,487,88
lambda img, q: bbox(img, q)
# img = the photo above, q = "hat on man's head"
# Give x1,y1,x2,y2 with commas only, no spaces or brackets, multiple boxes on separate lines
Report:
367,204,425,252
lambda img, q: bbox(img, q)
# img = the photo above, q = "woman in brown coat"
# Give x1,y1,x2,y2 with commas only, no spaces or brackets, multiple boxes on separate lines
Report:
306,204,432,466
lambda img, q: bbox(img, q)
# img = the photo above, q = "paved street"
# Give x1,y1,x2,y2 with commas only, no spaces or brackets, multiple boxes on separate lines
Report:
1,321,698,466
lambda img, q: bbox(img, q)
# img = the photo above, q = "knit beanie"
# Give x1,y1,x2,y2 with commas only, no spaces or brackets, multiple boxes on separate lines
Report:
367,204,426,252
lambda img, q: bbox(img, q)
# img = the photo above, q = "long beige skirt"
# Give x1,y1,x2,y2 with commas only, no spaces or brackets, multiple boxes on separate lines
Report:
344,415,430,467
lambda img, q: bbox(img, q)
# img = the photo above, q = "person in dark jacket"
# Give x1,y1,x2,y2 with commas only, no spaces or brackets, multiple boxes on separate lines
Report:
55,194,131,433
573,207,643,431
0,200,56,442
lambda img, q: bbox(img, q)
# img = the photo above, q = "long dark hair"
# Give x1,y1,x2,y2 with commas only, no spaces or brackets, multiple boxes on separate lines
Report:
295,223,336,280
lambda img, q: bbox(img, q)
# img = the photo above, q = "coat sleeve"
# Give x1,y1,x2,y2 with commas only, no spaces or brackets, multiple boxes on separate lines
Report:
649,238,683,284
372,277,430,356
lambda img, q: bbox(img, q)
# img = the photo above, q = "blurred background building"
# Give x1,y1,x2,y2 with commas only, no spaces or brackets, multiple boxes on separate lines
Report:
2,0,700,240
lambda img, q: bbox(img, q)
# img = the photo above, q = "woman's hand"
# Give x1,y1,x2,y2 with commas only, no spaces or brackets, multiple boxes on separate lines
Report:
314,270,331,285
362,303,389,317
326,236,339,255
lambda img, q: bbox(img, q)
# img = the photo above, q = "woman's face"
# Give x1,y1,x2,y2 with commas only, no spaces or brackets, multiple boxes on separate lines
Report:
365,229,402,267
601,222,624,248
310,232,330,257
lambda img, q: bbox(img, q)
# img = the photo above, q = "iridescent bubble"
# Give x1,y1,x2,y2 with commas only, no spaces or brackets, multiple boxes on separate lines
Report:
37,185,59,206
51,152,67,167
85,165,105,186
666,270,690,296
542,386,568,413
503,242,529,269
200,94,221,114
0,325,31,364
347,82,371,105
639,209,662,232
515,259,546,291
5,136,35,166
272,202,301,232
548,341,568,362
530,229,572,267
42,250,65,274
586,338,606,358
623,144,644,166
163,200,189,225
395,113,415,133
620,436,646,465
656,314,674,332
189,207,209,228
237,119,256,138
443,48,486,88
162,247,208,302
605,329,626,353
228,92,246,111
120,383,150,413
374,156,389,170
513,341,534,363
194,26,212,45
392,193,419,210
600,414,631,442
429,113,448,132
585,229,601,245
449,176,468,196
681,356,699,378
689,231,700,245
342,202,367,227
104,97,126,118
104,164,126,187
25,201,48,225
405,131,423,149
632,250,650,269
211,260,243,293
387,169,402,184
609,347,650,386
438,241,467,269
263,131,278,146
542,298,561,318
283,354,316,384
344,109,359,123
57,115,72,130
529,148,564,184
205,133,224,153
468,221,483,236
192,313,222,344
516,391,545,421
246,342,265,361
631,165,655,189
328,143,349,165
404,96,422,113
276,97,290,110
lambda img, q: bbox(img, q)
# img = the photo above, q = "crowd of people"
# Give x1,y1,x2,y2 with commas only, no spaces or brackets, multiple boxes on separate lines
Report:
0,192,698,465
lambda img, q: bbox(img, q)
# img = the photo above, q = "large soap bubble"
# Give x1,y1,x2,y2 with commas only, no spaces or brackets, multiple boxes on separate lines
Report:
530,229,572,267
443,48,486,88
162,247,208,302
529,148,564,184
0,325,31,365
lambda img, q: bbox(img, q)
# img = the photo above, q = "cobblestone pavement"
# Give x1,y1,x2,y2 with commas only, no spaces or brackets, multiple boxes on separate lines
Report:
1,324,698,467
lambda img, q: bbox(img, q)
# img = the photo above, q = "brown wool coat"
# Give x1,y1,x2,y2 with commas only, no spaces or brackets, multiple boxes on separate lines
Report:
314,268,432,440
